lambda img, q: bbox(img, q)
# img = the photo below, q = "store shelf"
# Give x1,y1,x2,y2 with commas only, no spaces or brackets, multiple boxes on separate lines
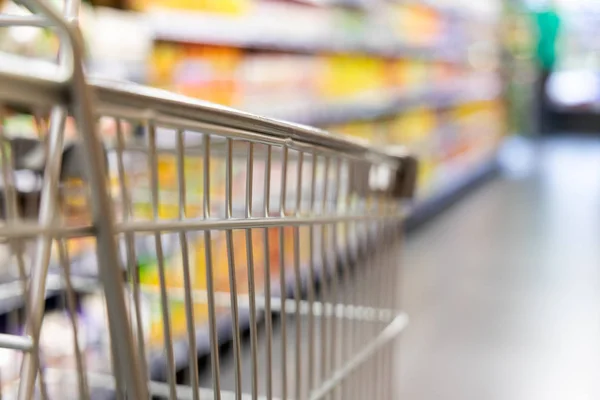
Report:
288,0,371,10
146,8,466,63
265,86,502,126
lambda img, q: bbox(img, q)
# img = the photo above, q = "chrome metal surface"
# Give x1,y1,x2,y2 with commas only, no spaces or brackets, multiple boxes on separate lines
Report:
0,1,413,399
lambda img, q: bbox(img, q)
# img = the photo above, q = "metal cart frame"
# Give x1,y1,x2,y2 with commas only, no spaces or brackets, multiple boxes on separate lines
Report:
0,1,416,399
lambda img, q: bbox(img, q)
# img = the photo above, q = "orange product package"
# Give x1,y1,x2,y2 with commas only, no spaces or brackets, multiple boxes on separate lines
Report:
151,43,242,106
150,42,184,89
387,59,410,92
396,4,441,47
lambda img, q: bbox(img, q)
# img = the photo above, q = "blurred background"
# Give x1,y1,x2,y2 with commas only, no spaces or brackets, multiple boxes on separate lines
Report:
0,0,506,205
2,0,600,398
4,0,600,180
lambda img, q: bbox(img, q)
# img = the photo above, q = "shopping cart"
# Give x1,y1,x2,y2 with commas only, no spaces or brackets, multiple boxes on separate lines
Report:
0,1,417,399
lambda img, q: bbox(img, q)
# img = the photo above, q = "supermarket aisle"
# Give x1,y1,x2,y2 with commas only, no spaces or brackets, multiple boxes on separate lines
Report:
398,137,600,400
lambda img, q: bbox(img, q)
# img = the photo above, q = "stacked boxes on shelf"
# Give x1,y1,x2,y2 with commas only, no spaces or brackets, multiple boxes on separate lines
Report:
143,0,504,195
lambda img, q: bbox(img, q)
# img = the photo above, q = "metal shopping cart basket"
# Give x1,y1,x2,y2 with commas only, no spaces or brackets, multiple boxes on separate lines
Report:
0,1,417,399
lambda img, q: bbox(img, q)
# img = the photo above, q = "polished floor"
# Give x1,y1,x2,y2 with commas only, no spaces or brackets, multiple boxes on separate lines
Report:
398,136,600,400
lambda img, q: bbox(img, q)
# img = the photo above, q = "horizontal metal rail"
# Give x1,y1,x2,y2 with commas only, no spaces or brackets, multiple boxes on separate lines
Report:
0,334,34,352
116,213,406,233
0,14,51,27
0,76,405,165
91,79,395,159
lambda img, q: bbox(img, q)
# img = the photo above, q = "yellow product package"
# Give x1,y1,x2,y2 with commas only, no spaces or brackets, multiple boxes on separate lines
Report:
319,56,387,101
390,108,436,145
142,0,250,13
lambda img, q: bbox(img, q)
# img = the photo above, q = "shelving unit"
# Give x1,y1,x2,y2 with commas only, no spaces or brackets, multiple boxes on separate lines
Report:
266,81,501,126
146,7,465,63
0,0,504,389
128,1,504,376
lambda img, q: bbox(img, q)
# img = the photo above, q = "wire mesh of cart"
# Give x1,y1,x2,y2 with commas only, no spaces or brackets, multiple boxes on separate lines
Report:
0,1,417,399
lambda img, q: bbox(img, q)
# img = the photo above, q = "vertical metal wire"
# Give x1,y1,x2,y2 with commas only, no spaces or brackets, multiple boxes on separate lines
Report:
262,145,273,400
148,122,178,399
349,162,364,400
25,0,148,395
115,119,149,379
379,219,394,400
278,145,289,400
360,170,377,400
0,116,18,226
245,142,259,400
307,151,317,396
57,239,89,398
382,196,399,400
175,129,201,400
358,244,370,400
245,143,254,219
328,159,341,400
37,365,49,400
339,160,353,400
17,105,67,400
104,122,124,400
378,205,388,400
372,196,386,400
225,138,243,400
319,157,330,390
293,151,304,400
383,196,399,400
202,134,221,399
389,214,404,400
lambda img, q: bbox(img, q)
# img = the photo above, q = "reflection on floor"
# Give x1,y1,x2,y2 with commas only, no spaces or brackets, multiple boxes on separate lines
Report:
399,136,600,400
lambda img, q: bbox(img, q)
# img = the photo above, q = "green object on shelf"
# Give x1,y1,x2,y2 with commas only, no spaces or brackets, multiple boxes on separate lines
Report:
137,257,157,284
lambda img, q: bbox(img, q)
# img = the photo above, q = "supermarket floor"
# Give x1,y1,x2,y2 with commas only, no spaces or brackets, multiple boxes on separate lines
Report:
398,135,600,400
